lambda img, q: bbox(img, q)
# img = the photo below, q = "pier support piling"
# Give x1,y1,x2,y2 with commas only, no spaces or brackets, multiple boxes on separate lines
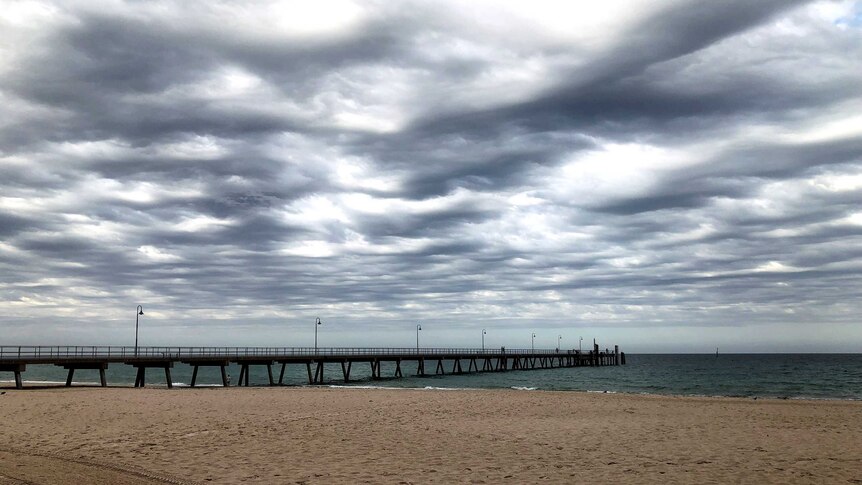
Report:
56,362,109,388
231,360,273,387
181,360,230,387
314,362,324,384
341,361,352,382
134,367,145,387
370,360,382,380
2,364,29,389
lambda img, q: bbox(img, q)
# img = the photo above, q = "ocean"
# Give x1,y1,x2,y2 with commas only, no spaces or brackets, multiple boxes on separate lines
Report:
3,354,861,400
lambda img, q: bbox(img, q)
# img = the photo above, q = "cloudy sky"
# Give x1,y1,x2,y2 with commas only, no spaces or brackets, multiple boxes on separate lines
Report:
1,1,861,352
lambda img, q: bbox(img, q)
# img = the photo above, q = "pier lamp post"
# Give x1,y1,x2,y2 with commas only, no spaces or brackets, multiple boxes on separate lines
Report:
482,328,486,351
416,324,422,352
579,336,583,353
134,305,144,356
558,335,562,351
531,332,536,352
314,317,322,353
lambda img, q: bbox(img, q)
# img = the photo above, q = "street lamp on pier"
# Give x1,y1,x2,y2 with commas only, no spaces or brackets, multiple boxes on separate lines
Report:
134,305,144,356
579,336,583,353
314,317,322,353
531,332,536,352
416,323,422,351
558,334,562,351
482,328,487,351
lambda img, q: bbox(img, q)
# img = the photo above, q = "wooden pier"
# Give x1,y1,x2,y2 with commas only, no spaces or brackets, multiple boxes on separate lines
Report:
0,344,624,389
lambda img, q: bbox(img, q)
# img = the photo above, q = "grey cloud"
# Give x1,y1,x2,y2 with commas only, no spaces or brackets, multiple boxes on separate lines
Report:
0,212,33,237
1,0,860,350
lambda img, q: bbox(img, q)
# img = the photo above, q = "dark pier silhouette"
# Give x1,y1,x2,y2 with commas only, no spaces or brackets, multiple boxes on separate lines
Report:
1,344,624,389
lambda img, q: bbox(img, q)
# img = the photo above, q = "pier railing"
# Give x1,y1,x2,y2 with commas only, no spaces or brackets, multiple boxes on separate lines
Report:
0,346,583,361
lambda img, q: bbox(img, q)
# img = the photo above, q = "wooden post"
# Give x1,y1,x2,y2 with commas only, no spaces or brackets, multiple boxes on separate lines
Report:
615,345,620,366
244,366,250,386
621,352,626,365
99,368,107,387
417,358,425,376
65,368,75,387
221,365,229,387
267,364,274,386
315,362,324,383
279,363,287,385
435,359,444,375
341,361,352,382
14,371,23,389
306,362,313,384
395,359,403,378
135,367,145,387
191,366,199,387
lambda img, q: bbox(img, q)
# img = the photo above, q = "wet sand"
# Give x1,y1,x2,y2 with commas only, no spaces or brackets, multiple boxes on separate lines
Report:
1,387,861,484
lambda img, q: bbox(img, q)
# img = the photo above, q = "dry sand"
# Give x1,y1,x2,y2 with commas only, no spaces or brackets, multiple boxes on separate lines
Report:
1,387,861,484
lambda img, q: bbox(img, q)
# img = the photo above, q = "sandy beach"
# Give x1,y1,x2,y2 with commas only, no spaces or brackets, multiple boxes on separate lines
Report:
1,387,860,484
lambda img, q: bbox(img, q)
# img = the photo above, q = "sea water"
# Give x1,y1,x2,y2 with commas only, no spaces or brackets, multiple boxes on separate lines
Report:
3,354,861,400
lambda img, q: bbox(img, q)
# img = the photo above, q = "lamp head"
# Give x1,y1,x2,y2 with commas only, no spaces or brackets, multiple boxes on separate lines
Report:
418,324,422,330
137,305,144,315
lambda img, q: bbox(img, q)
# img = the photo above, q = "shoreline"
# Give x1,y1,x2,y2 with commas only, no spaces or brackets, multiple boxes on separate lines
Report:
3,378,861,402
2,387,861,483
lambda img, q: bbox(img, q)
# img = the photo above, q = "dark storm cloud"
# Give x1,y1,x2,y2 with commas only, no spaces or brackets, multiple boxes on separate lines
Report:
1,0,861,350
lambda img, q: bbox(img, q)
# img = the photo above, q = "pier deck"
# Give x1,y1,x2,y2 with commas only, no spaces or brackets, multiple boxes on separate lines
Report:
0,345,624,389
